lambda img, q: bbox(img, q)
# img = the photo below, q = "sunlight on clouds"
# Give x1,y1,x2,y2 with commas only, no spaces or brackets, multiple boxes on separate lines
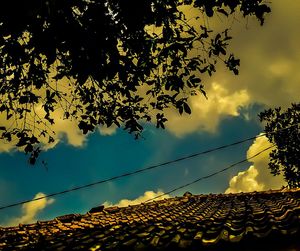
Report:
0,113,16,152
0,72,87,152
98,125,117,136
268,59,292,77
43,108,86,148
225,135,286,193
35,74,86,149
166,82,250,136
0,139,15,153
0,107,86,152
210,0,300,110
1,0,300,152
103,190,170,208
226,166,264,193
4,192,54,226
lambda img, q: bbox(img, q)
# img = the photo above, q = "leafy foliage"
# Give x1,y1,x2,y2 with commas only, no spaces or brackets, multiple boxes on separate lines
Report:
259,104,300,188
0,0,271,162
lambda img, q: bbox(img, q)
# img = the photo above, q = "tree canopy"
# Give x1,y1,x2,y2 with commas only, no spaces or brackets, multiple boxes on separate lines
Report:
0,0,271,163
259,103,300,188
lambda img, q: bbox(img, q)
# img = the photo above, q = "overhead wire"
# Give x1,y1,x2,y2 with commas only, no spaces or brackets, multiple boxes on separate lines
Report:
0,123,297,211
144,144,275,203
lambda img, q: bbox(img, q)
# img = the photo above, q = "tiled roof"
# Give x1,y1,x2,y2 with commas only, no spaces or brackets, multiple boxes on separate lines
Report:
1,189,300,250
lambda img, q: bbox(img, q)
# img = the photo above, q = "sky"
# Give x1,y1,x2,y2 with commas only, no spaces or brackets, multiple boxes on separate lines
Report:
0,0,299,226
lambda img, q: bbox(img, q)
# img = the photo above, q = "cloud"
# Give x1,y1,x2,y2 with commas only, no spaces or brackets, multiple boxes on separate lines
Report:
165,82,250,136
39,106,87,149
2,0,300,151
5,192,54,226
103,190,170,208
98,125,118,136
164,1,300,137
225,135,286,193
226,166,264,193
209,0,300,109
0,106,87,153
0,74,87,152
0,75,119,153
0,113,16,152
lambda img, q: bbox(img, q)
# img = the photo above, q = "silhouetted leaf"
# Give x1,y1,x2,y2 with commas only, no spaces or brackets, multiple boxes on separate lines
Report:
183,102,191,114
259,103,300,188
0,0,271,164
217,8,228,17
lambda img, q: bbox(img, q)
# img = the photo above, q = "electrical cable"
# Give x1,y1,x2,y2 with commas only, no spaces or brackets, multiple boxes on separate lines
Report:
0,122,297,211
144,144,275,203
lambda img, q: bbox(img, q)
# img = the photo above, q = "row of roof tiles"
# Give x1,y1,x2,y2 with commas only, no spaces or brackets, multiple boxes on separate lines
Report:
1,189,300,250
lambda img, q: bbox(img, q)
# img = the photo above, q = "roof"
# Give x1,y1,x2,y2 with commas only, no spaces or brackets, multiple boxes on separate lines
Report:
1,189,300,250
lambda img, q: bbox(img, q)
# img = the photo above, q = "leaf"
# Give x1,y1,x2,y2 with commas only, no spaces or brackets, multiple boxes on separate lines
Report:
30,136,39,144
200,88,208,99
217,8,228,17
16,138,29,147
25,144,33,153
78,121,94,134
6,113,13,120
183,102,191,114
0,0,271,164
205,6,214,17
48,136,55,144
190,77,201,84
2,132,12,142
179,106,184,115
64,112,70,119
225,54,240,75
220,47,226,55
19,96,29,104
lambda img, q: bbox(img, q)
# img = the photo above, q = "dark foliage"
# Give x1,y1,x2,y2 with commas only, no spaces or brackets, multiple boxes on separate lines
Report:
0,0,271,163
259,103,300,188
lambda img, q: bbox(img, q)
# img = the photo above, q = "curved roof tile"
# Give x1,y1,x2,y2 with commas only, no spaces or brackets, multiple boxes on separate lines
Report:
1,189,300,250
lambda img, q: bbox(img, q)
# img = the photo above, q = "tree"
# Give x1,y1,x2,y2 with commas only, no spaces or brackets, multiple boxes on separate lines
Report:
259,103,300,188
0,0,271,164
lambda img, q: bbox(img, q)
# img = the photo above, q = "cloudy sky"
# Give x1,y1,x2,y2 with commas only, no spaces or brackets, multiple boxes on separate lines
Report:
0,1,299,226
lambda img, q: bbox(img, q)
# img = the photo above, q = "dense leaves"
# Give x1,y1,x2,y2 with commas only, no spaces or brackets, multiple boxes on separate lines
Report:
259,104,300,188
0,0,271,162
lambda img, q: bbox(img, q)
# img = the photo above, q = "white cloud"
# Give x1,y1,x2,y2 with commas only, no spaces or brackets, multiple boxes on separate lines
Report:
0,113,16,152
0,74,87,152
225,135,286,193
5,192,54,226
0,111,86,153
226,166,264,194
98,125,118,136
103,190,170,208
165,83,250,136
41,107,86,149
0,140,15,153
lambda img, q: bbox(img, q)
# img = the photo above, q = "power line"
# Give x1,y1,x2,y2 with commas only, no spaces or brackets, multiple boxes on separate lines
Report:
0,123,297,211
144,144,275,203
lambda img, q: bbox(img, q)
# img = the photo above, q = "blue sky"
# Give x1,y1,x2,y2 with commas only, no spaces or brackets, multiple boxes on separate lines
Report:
1,0,300,226
0,109,262,224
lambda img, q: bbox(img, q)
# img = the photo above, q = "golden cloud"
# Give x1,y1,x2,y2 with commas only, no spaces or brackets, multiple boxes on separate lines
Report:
103,190,170,208
165,82,250,136
2,0,300,152
4,192,54,226
98,125,118,136
225,135,286,194
209,0,300,109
